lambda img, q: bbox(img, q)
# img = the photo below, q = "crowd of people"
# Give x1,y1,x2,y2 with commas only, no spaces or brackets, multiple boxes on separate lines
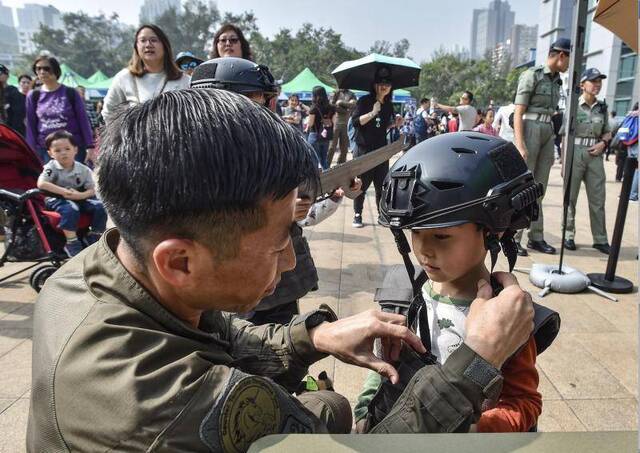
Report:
0,20,636,451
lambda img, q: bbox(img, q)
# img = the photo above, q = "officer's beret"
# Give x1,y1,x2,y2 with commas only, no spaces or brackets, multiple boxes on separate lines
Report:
550,38,572,53
581,67,607,83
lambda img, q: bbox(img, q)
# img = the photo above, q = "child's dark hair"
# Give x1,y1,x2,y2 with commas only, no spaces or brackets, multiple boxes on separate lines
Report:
45,130,77,149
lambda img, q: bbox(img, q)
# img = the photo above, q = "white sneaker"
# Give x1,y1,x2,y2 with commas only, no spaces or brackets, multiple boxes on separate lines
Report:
352,214,364,228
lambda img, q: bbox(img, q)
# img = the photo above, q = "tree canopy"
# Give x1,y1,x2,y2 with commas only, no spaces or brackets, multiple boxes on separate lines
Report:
20,1,523,105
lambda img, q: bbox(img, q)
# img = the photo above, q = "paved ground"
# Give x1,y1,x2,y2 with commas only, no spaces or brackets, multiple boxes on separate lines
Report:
0,157,637,451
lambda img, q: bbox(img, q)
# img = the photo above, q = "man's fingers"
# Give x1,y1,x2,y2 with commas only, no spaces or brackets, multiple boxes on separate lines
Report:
476,279,492,301
374,321,426,354
389,338,403,362
492,271,518,288
364,354,400,385
374,310,407,325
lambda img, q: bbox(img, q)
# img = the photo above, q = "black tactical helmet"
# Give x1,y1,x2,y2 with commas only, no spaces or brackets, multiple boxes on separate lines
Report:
380,132,541,233
380,132,543,277
190,57,278,98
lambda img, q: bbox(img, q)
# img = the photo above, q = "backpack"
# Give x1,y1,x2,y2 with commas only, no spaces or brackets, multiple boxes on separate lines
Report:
413,109,428,137
616,113,638,146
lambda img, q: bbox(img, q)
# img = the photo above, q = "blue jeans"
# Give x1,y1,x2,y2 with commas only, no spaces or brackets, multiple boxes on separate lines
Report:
308,132,329,170
45,197,107,232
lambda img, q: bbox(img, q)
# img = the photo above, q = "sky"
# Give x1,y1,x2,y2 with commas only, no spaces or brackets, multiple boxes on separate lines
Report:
3,0,540,63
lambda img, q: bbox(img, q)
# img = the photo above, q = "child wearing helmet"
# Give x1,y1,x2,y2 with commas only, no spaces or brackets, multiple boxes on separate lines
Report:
354,132,554,433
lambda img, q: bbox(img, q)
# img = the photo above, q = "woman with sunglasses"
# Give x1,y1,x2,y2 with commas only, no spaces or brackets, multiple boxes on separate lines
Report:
25,55,94,164
209,23,254,60
101,24,189,124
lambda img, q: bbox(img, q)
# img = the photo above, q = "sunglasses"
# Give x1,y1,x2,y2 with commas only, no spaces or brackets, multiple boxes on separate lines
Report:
180,61,199,70
218,37,239,45
35,66,52,73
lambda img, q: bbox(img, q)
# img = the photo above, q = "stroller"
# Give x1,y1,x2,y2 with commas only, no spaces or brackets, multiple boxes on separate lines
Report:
0,124,93,292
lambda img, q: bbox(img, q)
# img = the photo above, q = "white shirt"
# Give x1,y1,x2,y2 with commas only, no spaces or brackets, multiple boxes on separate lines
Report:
417,282,471,364
102,69,190,124
493,104,516,142
457,104,477,131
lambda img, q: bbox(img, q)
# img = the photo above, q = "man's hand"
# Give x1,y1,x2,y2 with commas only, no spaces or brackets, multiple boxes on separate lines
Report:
294,197,313,221
309,309,426,384
588,142,606,156
465,272,534,369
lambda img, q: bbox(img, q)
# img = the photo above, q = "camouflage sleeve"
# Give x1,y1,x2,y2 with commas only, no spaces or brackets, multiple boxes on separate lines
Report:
514,70,535,106
369,343,498,433
223,308,337,391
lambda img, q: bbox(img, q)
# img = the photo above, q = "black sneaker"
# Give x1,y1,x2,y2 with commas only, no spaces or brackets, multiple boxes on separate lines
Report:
564,239,577,250
593,243,610,255
352,214,364,228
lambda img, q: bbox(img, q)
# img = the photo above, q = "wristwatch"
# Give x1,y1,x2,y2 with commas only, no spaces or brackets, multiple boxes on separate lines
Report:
304,304,337,330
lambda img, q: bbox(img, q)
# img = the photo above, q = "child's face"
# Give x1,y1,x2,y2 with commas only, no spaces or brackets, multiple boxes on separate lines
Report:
48,138,77,168
411,223,487,283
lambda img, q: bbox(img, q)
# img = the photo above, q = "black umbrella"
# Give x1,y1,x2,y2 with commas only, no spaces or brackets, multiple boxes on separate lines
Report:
332,53,421,91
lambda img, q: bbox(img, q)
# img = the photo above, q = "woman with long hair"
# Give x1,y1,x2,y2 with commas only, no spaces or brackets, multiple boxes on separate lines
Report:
350,68,395,228
25,55,94,163
102,24,189,124
209,23,253,60
306,86,336,170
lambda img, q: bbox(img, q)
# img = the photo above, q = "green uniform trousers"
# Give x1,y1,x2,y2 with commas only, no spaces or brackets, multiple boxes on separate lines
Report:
564,146,608,244
516,120,556,243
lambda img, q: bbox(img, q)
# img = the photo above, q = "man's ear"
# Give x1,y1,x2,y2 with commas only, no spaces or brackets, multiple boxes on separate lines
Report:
151,239,195,288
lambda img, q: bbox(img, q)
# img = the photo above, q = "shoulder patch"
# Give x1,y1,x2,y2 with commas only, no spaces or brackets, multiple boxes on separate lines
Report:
200,369,315,452
45,168,52,177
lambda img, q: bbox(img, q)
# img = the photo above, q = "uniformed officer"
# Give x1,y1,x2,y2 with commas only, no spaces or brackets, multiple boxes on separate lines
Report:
27,88,535,452
563,68,611,254
513,38,571,256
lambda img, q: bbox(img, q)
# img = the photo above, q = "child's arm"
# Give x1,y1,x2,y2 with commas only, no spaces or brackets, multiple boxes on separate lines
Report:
353,370,383,424
475,337,542,432
37,177,71,198
297,197,342,227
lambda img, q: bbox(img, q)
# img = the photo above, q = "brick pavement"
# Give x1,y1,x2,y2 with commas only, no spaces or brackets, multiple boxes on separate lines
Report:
0,158,637,452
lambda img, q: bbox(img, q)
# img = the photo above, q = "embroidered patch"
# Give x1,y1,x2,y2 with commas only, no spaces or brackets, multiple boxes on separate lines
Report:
220,377,281,453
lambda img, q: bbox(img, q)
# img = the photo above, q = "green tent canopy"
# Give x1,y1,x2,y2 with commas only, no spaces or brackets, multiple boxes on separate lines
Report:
7,73,18,87
58,63,89,88
87,70,109,84
281,68,335,101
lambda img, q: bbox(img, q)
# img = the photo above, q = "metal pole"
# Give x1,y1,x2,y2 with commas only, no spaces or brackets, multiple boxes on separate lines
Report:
588,157,636,293
559,0,588,274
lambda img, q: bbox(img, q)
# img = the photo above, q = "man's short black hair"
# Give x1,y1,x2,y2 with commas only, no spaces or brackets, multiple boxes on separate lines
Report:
98,88,319,263
463,90,474,103
420,97,429,105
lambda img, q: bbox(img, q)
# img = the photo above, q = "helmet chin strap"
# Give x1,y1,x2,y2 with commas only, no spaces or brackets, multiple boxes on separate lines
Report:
484,229,518,273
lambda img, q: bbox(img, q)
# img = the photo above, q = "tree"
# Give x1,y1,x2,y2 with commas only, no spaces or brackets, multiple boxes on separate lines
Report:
154,0,221,59
30,12,135,77
368,38,411,58
253,24,363,84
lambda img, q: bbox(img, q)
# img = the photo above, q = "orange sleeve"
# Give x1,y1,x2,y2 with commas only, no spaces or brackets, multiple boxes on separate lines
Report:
476,337,542,432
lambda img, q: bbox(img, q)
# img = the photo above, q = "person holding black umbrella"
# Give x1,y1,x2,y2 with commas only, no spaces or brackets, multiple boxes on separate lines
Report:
351,67,395,228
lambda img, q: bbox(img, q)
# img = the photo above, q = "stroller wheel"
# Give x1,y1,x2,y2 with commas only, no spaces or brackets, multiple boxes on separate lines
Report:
30,265,58,293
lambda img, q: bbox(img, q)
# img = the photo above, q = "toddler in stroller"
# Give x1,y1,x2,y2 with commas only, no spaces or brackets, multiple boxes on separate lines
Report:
0,125,104,292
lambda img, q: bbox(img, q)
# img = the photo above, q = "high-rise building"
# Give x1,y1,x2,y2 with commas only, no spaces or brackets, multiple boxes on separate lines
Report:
510,24,538,68
470,0,515,60
0,0,14,28
534,0,638,114
16,3,62,54
139,0,181,24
